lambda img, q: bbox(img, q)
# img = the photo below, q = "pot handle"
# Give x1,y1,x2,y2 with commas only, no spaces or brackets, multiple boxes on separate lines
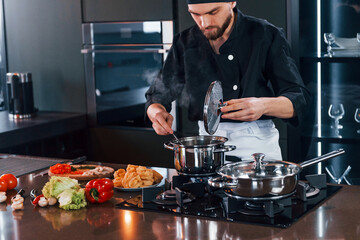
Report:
213,145,236,153
208,176,238,188
299,149,345,168
164,141,174,151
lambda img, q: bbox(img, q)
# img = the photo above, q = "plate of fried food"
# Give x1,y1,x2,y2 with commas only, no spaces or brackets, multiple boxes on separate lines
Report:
113,164,163,191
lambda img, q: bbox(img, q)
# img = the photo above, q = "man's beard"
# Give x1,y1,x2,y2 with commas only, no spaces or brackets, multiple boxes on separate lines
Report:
201,14,232,40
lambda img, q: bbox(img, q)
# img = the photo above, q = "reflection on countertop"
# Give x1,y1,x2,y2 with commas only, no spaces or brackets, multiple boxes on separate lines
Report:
0,162,360,239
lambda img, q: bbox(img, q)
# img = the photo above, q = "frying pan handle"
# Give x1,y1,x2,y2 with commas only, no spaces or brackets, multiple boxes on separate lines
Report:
299,149,345,168
213,145,236,153
164,141,174,151
208,176,238,188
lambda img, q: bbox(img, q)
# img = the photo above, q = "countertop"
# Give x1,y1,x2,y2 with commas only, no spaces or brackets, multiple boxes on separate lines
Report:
0,111,87,149
1,161,360,240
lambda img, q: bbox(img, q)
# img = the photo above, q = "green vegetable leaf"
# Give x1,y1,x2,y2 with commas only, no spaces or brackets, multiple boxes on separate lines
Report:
58,188,87,210
42,176,80,198
41,176,86,210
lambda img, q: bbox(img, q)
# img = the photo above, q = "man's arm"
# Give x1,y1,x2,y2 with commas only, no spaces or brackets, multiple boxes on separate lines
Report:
263,28,310,126
147,103,174,135
221,96,295,122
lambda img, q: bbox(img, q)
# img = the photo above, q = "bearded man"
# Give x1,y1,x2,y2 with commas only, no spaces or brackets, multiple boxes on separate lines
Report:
145,0,310,161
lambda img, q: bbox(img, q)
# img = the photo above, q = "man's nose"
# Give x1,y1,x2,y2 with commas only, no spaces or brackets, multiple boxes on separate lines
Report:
200,16,210,28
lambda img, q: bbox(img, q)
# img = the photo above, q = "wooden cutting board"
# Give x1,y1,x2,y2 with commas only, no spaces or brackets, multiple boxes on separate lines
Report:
48,164,114,181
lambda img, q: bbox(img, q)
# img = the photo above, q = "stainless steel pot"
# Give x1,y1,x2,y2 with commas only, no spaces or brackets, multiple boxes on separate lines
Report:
208,149,345,197
164,135,236,176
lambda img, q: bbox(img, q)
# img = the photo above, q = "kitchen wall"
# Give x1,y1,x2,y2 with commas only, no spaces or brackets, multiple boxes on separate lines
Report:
3,0,86,113
0,0,6,111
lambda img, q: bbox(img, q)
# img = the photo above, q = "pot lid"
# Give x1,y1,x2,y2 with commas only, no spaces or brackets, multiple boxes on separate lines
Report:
217,153,301,179
203,81,226,135
169,135,228,148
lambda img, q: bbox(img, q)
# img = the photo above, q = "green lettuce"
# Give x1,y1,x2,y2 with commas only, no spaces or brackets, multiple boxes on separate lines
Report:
42,176,79,198
57,189,87,210
42,176,86,210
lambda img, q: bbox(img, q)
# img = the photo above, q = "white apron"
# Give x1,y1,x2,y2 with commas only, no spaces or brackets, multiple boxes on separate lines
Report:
198,120,282,161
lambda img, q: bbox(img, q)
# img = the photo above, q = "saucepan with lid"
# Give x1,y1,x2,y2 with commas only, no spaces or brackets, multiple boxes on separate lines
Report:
164,81,235,176
164,136,236,176
208,149,345,197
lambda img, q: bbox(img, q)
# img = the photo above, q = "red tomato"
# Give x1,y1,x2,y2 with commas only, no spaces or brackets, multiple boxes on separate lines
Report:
0,179,7,192
1,174,17,190
49,163,72,174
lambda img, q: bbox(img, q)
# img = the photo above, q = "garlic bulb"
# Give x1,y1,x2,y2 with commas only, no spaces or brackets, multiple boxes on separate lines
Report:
38,197,49,207
47,197,57,206
11,194,24,211
0,192,6,203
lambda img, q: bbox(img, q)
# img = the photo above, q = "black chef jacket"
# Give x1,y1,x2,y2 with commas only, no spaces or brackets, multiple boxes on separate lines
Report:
145,8,310,127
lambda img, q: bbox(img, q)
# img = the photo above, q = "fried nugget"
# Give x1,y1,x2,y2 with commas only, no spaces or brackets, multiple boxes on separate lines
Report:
126,164,139,173
152,170,163,183
122,172,137,188
127,175,143,188
114,169,126,178
142,179,154,187
113,177,124,188
118,165,164,188
136,166,154,181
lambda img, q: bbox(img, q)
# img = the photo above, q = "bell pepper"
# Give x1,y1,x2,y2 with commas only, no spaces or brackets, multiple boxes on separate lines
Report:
85,178,114,203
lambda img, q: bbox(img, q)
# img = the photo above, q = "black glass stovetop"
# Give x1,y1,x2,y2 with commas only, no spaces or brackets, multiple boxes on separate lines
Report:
115,177,342,228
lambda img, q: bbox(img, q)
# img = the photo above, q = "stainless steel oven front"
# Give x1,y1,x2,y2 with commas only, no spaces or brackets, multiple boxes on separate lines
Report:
81,21,173,127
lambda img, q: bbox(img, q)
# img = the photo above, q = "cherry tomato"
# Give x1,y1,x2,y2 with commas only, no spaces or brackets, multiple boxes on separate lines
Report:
1,174,18,190
0,179,7,192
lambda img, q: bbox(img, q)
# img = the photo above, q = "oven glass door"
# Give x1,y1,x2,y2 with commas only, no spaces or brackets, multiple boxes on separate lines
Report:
82,21,173,126
94,45,165,126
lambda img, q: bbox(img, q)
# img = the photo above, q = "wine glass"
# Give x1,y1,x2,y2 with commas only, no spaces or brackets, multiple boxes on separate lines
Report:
324,33,335,56
354,108,360,134
328,103,345,129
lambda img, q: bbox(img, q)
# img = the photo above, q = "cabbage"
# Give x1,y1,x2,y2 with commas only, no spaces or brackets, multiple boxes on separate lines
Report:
57,189,87,210
42,176,86,210
42,176,79,198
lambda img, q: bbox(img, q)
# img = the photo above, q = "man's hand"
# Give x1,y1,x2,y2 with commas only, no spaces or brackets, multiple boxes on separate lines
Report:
147,103,174,135
221,96,295,121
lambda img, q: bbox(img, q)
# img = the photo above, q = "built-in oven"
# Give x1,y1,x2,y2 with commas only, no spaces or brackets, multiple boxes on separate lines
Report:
81,21,173,127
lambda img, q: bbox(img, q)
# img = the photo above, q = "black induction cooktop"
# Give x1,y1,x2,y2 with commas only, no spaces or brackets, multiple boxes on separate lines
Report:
115,175,342,228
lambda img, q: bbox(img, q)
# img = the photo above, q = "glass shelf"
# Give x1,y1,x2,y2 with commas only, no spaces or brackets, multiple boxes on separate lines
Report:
301,51,360,63
301,122,360,141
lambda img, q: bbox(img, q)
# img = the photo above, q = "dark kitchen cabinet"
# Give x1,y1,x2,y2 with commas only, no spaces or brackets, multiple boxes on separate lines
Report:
0,130,88,160
288,0,360,185
82,0,173,22
88,127,173,168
